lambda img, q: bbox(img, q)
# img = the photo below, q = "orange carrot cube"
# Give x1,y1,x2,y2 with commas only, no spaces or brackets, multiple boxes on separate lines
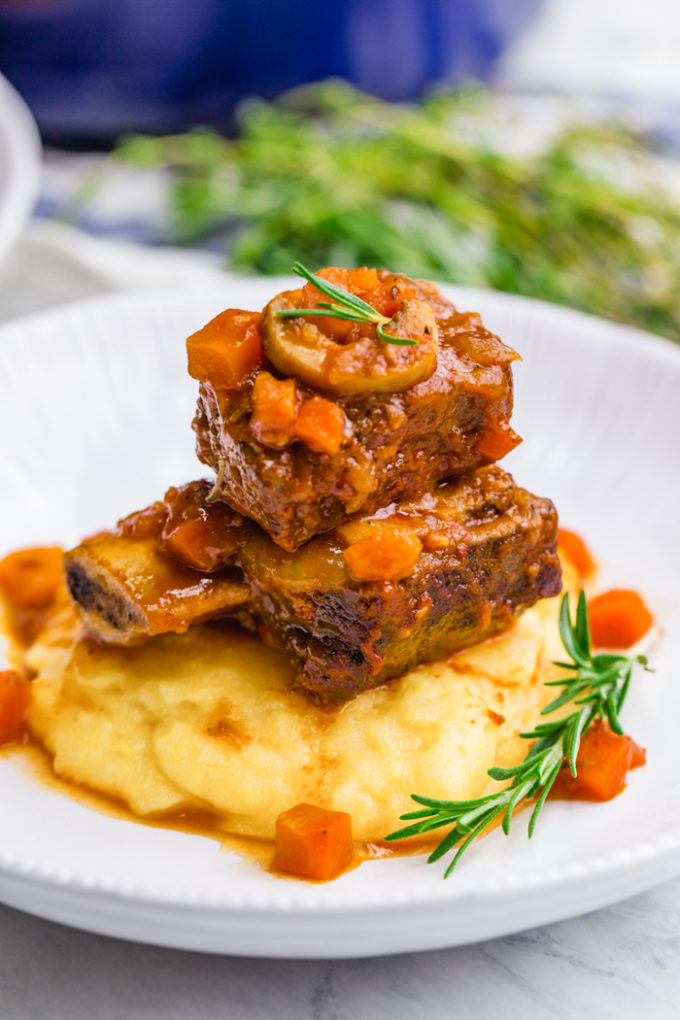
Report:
163,516,218,572
300,267,381,340
553,722,645,801
301,267,380,309
0,547,63,609
476,421,522,462
557,528,596,579
272,803,354,881
344,524,423,582
294,396,345,455
588,589,653,649
187,309,263,390
250,372,297,448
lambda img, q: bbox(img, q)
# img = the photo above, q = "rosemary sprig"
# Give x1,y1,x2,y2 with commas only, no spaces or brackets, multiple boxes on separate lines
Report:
109,83,680,344
274,262,417,346
385,591,652,877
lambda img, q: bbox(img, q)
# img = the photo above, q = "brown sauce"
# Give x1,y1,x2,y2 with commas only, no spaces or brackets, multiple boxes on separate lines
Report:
1,736,441,882
0,542,622,883
2,737,275,870
1,592,446,882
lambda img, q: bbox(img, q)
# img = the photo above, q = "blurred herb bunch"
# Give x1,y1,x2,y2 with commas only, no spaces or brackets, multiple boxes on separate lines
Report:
104,82,679,341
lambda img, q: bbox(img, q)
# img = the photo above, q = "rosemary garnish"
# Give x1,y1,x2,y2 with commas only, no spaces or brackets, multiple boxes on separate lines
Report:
385,591,652,877
275,262,418,346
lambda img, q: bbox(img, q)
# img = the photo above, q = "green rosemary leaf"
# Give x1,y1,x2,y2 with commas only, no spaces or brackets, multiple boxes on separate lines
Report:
384,589,650,876
558,594,590,668
409,793,494,810
606,692,624,735
376,323,418,346
399,807,440,821
502,781,532,835
315,301,359,316
384,819,441,842
525,732,562,759
575,590,591,657
548,661,580,673
444,815,496,877
536,744,565,785
455,794,508,831
487,763,530,780
541,683,589,716
278,262,417,346
581,664,630,685
592,653,628,669
274,308,366,322
416,814,462,833
527,763,561,837
567,709,592,777
291,262,378,317
408,793,456,809
520,718,565,738
427,823,466,864
617,664,633,713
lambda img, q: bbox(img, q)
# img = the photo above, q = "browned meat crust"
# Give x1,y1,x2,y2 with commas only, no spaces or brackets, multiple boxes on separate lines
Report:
64,468,560,703
238,466,560,702
194,290,520,550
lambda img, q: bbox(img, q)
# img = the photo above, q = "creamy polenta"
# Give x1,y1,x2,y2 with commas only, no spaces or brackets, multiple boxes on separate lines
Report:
24,563,575,843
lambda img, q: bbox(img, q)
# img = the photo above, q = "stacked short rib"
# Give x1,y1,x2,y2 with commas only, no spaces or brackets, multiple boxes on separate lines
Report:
65,269,561,704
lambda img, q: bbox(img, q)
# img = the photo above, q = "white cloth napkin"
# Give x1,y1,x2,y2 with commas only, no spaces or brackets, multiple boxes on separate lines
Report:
0,219,232,324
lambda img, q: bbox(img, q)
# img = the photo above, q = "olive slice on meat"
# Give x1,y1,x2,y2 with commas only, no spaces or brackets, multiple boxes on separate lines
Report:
261,291,438,395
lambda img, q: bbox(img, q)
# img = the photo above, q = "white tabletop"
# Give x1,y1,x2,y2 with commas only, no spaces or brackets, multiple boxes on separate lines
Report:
1,223,679,1019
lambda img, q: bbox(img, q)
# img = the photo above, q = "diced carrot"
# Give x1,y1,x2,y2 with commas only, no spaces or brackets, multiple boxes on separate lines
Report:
163,516,220,572
271,803,354,881
294,396,346,455
158,482,242,571
557,528,596,579
300,267,381,340
588,589,653,649
0,547,63,609
476,421,522,462
0,670,31,746
250,372,297,448
186,309,263,390
551,721,645,801
301,267,380,308
344,524,423,582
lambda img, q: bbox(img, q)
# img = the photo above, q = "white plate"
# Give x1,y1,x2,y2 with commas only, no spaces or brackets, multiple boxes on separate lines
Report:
0,283,679,958
0,73,41,261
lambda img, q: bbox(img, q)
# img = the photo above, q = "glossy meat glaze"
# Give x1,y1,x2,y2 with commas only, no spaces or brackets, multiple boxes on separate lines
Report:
193,273,520,550
65,468,560,703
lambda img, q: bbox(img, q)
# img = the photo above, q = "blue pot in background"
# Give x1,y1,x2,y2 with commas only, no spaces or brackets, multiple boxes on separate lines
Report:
0,0,543,146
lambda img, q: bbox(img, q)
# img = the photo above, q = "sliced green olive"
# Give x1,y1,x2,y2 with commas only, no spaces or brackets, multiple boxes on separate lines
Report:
261,291,438,395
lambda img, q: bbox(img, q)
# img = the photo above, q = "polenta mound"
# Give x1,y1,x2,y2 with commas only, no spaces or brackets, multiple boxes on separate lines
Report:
23,562,576,844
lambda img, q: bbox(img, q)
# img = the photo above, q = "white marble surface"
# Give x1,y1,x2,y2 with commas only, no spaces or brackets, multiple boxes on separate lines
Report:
1,226,680,1017
1,879,679,1019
